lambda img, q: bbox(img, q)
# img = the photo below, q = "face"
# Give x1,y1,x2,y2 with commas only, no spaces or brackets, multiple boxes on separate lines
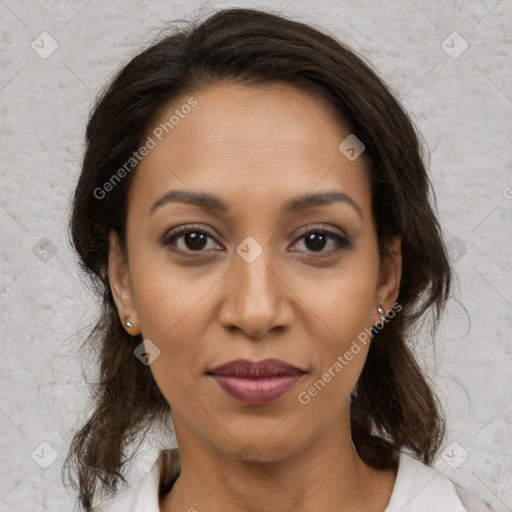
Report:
109,81,401,462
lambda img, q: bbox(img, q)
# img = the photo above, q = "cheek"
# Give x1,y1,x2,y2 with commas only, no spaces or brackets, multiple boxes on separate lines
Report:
129,256,219,356
121,211,214,411
128,260,219,407
306,247,379,339
298,248,379,394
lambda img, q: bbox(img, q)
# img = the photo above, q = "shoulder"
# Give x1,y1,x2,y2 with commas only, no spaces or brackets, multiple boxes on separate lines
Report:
90,448,180,512
385,451,494,512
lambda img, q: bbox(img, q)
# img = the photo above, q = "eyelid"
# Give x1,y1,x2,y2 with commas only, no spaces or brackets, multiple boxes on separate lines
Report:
294,223,348,241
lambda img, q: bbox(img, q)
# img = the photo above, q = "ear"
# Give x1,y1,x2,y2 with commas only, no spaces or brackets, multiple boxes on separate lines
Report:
108,231,140,335
375,236,402,322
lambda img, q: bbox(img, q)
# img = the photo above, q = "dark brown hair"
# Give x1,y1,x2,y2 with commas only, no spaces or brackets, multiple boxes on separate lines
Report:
63,7,452,510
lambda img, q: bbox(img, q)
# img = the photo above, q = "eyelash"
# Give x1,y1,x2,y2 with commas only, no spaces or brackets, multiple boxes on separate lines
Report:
160,224,351,256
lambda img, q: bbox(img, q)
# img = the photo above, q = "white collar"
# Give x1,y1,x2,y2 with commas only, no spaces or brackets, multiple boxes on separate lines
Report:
384,451,468,511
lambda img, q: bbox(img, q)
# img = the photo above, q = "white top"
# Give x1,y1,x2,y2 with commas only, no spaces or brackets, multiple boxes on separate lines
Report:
91,448,494,511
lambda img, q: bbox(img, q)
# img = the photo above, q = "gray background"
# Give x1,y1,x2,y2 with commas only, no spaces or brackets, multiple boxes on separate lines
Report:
0,0,511,511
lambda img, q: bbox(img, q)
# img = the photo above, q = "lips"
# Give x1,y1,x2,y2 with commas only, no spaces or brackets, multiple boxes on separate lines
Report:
207,358,305,378
207,358,306,405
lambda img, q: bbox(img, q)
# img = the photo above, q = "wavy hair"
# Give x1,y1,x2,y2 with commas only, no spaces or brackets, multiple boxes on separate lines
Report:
62,7,452,510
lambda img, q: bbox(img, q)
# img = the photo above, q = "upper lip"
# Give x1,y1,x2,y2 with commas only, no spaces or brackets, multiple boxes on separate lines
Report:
207,358,306,378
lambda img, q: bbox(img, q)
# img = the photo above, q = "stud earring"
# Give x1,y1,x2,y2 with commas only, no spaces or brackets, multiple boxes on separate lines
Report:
125,320,133,328
377,305,386,324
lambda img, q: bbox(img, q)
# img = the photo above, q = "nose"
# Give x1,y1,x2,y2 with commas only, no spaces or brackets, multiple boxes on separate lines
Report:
218,245,294,338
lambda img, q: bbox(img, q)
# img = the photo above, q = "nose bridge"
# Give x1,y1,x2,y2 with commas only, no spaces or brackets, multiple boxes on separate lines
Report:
220,236,287,336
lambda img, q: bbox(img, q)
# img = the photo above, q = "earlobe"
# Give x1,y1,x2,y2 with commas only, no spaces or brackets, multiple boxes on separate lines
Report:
376,236,402,318
108,231,140,334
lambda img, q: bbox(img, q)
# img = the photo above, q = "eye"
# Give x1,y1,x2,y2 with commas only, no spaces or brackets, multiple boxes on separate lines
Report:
161,224,351,256
161,224,223,255
290,225,351,254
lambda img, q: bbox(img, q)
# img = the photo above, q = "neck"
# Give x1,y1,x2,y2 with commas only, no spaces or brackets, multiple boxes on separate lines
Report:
160,415,397,512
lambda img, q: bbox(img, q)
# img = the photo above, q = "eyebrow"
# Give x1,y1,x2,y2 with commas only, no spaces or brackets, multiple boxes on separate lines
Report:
150,189,363,219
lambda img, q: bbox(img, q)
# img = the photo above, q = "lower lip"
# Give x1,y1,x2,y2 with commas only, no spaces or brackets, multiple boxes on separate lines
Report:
209,374,304,405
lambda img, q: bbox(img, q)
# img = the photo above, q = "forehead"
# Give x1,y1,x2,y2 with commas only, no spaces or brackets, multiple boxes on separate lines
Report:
131,81,372,219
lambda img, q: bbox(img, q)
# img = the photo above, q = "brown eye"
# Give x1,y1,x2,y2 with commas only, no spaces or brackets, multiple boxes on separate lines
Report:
178,231,208,251
290,227,351,254
161,225,224,254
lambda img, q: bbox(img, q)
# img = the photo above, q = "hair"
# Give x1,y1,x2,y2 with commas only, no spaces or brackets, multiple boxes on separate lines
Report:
63,7,452,510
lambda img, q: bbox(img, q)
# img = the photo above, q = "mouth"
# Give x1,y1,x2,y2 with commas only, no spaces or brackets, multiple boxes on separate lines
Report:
206,358,306,405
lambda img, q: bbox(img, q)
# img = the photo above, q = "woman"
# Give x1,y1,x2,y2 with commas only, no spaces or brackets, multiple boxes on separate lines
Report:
62,7,493,511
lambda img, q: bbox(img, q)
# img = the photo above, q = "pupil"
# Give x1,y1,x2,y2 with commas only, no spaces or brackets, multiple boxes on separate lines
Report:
186,233,207,250
305,232,326,251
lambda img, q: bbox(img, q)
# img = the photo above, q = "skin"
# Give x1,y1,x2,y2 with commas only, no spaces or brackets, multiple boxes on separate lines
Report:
109,81,402,512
